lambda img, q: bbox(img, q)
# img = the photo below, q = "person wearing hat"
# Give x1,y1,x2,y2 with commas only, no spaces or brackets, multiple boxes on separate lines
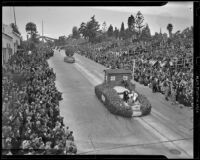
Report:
123,91,129,103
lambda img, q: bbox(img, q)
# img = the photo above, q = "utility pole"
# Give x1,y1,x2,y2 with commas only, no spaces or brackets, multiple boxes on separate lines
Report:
13,7,16,26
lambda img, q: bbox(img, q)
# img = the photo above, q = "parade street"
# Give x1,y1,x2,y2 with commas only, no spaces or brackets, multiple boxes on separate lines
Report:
47,49,193,158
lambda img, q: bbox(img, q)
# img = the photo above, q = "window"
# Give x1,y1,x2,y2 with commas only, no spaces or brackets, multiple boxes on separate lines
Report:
123,76,128,81
110,76,115,81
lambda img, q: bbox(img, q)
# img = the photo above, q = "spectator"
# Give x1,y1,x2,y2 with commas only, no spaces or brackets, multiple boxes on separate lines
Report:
76,26,193,108
2,46,76,155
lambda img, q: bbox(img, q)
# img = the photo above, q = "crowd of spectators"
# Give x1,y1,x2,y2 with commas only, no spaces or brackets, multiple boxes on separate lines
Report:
77,27,193,108
2,47,77,155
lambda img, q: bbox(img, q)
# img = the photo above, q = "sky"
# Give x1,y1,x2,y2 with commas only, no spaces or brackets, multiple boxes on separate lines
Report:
2,2,193,40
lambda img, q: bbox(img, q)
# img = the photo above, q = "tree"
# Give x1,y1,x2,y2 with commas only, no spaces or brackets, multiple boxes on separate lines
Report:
102,21,107,33
167,23,173,38
79,16,100,43
79,22,87,39
113,27,119,39
31,31,39,44
120,22,125,40
86,15,100,43
78,15,101,43
124,29,133,40
25,22,37,39
72,26,80,39
135,11,145,35
58,36,66,46
107,25,114,37
10,23,20,35
128,15,135,31
141,23,151,41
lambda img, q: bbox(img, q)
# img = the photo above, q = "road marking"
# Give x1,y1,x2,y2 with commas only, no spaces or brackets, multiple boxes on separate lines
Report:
151,109,171,122
135,117,192,157
75,56,104,81
134,117,168,141
93,70,104,80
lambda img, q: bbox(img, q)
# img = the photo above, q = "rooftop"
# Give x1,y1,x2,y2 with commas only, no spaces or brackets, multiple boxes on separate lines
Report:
2,32,13,39
104,69,132,74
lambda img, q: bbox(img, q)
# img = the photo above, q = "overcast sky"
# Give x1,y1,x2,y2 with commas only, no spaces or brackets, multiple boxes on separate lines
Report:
3,2,193,40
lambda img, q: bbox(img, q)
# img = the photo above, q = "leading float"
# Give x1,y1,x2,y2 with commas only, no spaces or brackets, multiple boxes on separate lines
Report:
95,69,152,117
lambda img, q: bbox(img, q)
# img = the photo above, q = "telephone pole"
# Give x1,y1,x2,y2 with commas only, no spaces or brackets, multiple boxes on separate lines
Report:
13,7,16,26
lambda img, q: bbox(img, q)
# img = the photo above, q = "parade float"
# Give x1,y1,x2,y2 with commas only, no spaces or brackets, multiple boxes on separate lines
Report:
64,46,75,63
95,69,152,117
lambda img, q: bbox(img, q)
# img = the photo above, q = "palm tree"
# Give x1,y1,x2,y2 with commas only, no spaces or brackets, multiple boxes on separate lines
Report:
167,23,173,38
25,22,37,39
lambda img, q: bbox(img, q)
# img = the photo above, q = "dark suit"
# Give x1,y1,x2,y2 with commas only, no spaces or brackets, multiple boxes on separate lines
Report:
123,91,129,102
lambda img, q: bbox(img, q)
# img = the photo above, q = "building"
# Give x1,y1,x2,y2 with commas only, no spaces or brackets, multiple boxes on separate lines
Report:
104,69,133,83
2,24,21,65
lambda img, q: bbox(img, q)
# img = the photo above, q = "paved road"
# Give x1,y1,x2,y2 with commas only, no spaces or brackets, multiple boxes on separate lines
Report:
47,50,193,158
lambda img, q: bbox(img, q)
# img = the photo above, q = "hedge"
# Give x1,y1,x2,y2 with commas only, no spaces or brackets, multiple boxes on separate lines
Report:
95,80,151,117
64,56,75,63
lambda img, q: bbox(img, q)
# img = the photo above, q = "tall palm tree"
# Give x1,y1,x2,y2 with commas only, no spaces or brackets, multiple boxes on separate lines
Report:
25,22,37,39
167,23,173,38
